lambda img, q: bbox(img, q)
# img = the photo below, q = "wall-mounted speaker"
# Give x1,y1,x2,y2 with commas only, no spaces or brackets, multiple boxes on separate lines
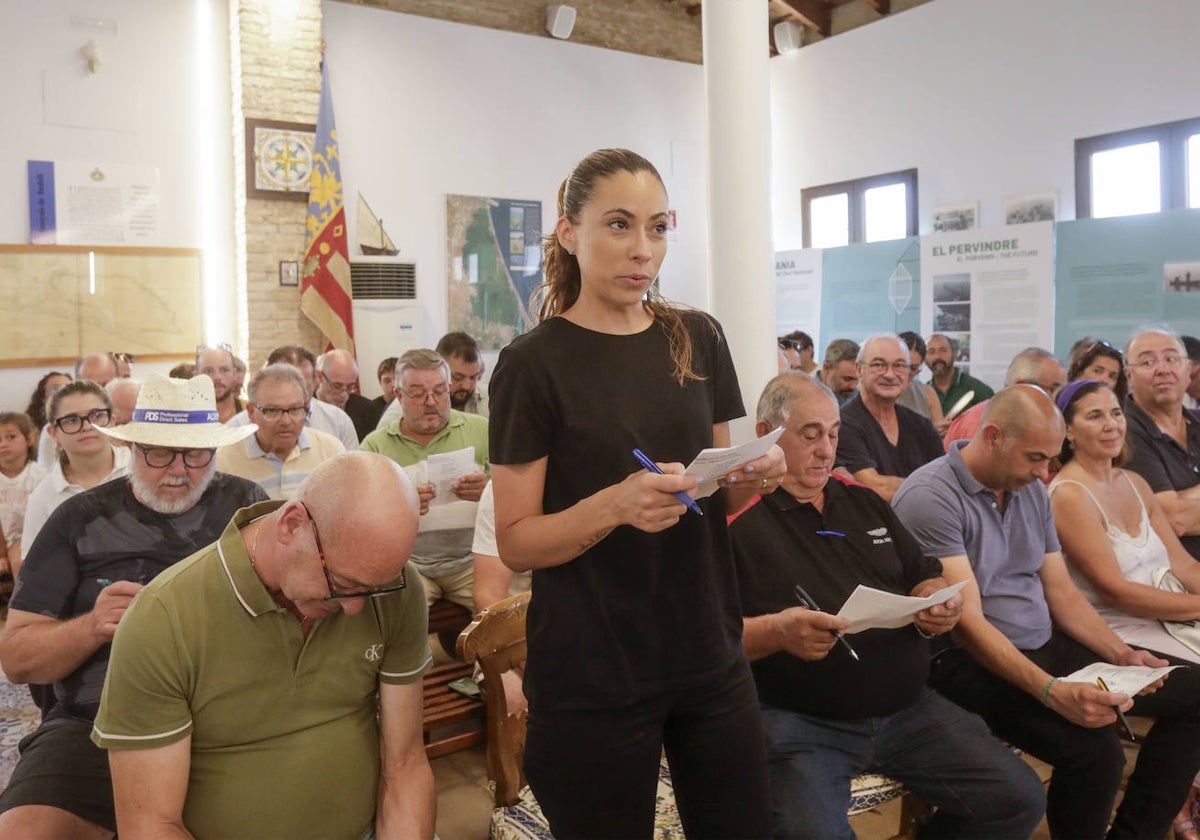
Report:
774,21,803,53
546,4,577,40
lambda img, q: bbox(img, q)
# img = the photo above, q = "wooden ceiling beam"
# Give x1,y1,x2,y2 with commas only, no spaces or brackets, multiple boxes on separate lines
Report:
782,0,830,36
864,0,891,14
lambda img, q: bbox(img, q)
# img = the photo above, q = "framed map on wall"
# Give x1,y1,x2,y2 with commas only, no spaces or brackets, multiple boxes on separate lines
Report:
0,245,202,365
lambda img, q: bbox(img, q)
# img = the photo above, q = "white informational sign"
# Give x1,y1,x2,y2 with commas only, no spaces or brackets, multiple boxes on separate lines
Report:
775,248,823,352
920,222,1055,388
27,160,160,246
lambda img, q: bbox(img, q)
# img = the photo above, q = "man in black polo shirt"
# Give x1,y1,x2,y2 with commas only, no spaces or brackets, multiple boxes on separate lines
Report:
1122,327,1200,559
835,333,944,501
730,373,1044,838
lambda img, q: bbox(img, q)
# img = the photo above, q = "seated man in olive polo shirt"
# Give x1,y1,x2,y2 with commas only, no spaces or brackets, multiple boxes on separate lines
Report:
92,453,435,839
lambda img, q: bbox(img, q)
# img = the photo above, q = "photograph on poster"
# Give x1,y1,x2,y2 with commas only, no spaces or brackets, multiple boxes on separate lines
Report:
949,332,972,364
931,203,979,233
935,303,971,332
1004,191,1057,225
933,273,971,303
1164,260,1200,293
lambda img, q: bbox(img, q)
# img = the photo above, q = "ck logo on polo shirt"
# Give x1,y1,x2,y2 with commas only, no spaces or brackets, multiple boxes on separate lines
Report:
364,644,383,662
867,526,893,545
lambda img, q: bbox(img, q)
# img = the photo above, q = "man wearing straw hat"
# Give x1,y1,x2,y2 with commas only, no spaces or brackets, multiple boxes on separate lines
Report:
0,374,267,840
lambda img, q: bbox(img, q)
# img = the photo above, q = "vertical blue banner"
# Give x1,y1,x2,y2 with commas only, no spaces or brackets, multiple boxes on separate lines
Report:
27,160,56,244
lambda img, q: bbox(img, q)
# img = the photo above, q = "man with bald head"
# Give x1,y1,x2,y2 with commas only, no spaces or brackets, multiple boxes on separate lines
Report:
834,334,944,501
93,452,435,839
315,349,384,441
1122,327,1200,560
943,347,1066,449
732,374,1043,837
894,386,1200,839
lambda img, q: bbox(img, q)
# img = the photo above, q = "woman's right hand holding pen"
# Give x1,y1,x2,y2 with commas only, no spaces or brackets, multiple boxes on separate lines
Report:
616,462,699,533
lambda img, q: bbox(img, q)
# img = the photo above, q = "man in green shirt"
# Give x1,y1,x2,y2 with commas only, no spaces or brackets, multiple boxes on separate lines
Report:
926,333,994,417
361,348,489,609
93,452,435,839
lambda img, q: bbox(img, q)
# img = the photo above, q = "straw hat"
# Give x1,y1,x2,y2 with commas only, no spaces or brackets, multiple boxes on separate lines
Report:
97,373,257,449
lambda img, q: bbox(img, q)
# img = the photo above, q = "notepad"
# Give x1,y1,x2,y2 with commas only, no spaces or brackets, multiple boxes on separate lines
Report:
426,447,478,507
1061,662,1180,696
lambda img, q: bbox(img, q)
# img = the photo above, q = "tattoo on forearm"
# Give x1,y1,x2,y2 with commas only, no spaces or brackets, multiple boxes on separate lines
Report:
577,528,613,553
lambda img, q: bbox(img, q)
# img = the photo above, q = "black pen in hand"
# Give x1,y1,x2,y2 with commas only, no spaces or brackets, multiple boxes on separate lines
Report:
793,584,859,662
1095,676,1136,741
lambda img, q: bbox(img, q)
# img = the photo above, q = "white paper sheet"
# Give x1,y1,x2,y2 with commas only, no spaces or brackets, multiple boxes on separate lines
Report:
1061,662,1181,696
426,447,477,508
683,427,785,499
835,581,968,634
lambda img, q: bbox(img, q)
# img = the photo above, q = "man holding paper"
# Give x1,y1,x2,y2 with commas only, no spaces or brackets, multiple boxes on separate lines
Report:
731,373,1044,838
362,348,488,608
893,384,1200,840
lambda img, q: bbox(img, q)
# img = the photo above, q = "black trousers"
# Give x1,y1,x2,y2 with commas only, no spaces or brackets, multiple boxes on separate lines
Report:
931,632,1200,840
523,657,773,839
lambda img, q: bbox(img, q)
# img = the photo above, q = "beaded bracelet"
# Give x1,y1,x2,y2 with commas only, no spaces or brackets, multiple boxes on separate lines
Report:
1041,676,1058,706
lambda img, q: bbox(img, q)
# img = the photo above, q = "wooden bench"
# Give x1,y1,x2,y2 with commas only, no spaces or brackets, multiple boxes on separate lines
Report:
421,598,485,759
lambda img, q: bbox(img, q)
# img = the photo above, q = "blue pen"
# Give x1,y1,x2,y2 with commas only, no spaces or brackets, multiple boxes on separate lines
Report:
632,449,704,516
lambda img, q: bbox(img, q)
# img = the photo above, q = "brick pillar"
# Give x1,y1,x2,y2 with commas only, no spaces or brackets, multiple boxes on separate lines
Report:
231,0,325,372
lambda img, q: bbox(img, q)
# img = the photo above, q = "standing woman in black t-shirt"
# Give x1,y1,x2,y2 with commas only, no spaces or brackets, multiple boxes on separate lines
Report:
488,148,782,838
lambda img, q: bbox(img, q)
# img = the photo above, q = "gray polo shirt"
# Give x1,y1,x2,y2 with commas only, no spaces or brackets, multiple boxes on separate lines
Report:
892,441,1058,650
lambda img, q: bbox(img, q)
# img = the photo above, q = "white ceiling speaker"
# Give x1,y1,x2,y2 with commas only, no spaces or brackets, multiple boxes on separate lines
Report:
546,4,577,40
774,20,803,53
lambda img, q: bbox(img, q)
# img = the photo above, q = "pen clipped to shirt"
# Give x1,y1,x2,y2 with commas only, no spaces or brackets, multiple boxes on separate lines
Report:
794,583,859,661
632,449,703,516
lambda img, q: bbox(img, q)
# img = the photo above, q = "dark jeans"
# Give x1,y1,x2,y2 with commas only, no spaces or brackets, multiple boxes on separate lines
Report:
523,657,772,839
761,689,1045,839
931,633,1200,840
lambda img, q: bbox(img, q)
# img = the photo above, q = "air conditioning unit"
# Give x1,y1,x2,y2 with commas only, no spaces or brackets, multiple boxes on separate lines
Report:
350,259,421,398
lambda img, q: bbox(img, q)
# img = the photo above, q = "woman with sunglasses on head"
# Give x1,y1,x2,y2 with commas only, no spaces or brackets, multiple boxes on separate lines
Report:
19,381,130,579
488,149,782,838
1049,379,1200,840
1067,339,1128,404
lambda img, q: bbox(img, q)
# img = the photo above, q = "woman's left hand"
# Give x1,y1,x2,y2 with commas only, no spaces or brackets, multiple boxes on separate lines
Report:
721,444,787,496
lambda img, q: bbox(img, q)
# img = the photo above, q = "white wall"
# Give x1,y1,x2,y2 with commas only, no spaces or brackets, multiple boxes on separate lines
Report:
0,0,233,409
321,2,710,341
770,0,1200,249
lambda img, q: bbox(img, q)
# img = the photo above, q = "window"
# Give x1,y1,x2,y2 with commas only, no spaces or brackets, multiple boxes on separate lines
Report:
1076,117,1200,219
802,169,917,248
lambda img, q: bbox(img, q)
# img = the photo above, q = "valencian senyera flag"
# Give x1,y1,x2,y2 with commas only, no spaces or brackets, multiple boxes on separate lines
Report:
301,61,355,353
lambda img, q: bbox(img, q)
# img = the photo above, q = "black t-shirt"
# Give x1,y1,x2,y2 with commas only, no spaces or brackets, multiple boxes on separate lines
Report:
12,473,269,721
730,476,940,720
835,394,945,479
489,312,745,710
1124,396,1200,559
344,392,385,442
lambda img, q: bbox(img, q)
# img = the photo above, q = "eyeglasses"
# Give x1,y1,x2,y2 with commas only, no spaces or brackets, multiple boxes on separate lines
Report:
1131,354,1186,371
400,386,450,402
320,378,357,393
134,444,215,468
54,408,112,433
109,352,136,364
778,339,799,351
865,361,911,375
301,502,407,600
253,404,310,422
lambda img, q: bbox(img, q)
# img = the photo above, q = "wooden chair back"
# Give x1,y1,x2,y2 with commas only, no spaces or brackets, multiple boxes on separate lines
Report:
456,591,531,807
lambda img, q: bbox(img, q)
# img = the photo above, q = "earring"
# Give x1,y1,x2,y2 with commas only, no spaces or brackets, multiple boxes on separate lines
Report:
566,248,575,256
